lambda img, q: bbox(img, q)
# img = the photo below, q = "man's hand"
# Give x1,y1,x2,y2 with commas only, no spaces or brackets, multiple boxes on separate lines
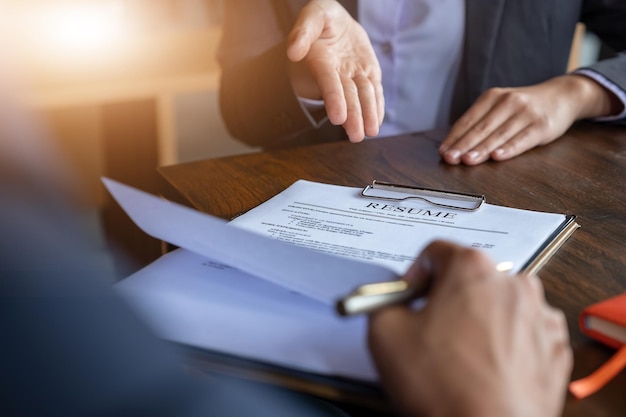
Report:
368,241,572,417
287,0,384,142
439,74,623,165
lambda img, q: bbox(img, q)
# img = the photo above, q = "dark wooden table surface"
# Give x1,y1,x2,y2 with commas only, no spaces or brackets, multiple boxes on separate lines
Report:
158,123,626,417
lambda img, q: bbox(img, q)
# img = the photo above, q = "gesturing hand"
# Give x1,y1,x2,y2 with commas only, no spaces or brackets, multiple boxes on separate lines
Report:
439,74,622,165
368,241,572,417
287,0,384,142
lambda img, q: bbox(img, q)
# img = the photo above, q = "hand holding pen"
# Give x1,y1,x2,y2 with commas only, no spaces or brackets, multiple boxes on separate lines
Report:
362,241,572,417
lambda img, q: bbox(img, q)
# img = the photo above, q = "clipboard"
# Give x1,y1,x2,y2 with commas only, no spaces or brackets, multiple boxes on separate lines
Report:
337,180,580,316
358,180,580,273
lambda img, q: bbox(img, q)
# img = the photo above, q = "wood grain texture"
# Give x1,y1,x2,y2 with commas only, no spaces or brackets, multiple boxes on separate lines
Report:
159,123,626,416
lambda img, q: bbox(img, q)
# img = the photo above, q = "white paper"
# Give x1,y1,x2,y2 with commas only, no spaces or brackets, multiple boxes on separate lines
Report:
103,178,397,304
230,180,568,274
116,249,376,382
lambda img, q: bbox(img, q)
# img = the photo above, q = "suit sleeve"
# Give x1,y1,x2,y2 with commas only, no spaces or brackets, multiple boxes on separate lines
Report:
578,0,626,122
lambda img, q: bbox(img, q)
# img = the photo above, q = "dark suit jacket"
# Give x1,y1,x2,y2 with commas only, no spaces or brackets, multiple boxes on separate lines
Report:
218,0,626,148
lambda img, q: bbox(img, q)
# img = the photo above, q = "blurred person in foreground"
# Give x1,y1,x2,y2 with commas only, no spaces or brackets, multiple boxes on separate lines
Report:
219,0,626,164
0,75,571,416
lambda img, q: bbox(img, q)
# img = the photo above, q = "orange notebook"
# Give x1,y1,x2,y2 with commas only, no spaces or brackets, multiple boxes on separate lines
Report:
569,293,626,399
579,293,626,348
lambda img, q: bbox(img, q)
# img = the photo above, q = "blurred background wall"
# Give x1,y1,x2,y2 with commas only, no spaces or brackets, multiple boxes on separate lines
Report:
2,0,254,205
1,0,258,276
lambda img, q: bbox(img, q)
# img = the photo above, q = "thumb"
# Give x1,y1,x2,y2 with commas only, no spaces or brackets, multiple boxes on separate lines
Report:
412,240,497,297
286,3,325,62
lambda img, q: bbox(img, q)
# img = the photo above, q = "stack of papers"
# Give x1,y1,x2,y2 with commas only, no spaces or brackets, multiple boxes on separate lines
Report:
108,179,577,383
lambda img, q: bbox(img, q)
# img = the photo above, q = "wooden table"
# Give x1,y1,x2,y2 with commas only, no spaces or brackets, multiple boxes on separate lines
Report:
159,123,626,417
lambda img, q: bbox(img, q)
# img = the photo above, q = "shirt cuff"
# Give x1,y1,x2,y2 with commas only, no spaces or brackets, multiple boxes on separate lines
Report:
573,69,626,121
297,96,328,128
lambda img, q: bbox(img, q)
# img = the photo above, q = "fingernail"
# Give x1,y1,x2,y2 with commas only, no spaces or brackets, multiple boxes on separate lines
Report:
493,148,505,156
467,151,480,161
445,150,460,161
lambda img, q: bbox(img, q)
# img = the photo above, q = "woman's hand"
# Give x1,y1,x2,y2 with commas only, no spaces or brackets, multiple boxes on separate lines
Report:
439,74,622,165
287,0,384,142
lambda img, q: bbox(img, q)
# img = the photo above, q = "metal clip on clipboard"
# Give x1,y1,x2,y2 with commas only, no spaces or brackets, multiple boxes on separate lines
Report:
361,180,485,211
337,181,485,316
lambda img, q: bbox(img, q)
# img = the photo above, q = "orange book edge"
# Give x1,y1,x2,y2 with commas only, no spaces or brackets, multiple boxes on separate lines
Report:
570,292,626,399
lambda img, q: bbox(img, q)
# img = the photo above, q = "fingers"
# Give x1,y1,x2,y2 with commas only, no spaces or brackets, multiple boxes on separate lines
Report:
353,74,381,137
367,305,418,387
521,274,572,373
375,81,385,128
310,64,347,125
541,305,573,390
550,310,573,376
544,307,570,347
340,74,364,141
487,124,536,161
440,89,534,164
439,86,569,165
439,88,505,162
368,305,412,349
367,304,427,415
313,67,380,141
521,274,546,304
340,74,380,141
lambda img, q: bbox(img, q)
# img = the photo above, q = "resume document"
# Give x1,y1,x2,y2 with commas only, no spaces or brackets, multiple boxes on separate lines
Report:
230,180,570,275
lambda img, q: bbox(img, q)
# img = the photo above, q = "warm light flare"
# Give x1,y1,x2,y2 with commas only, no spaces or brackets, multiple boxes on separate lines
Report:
0,1,130,59
34,1,128,53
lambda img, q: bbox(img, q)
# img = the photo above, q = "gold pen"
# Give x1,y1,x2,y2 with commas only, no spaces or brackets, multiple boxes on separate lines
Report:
336,277,431,316
336,261,514,316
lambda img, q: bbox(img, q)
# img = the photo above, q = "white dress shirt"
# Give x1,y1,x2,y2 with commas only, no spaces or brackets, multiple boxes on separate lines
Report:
360,0,464,136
